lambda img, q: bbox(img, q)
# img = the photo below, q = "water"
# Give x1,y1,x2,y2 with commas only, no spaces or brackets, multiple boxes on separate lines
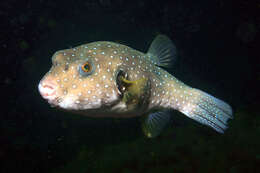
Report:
1,0,259,172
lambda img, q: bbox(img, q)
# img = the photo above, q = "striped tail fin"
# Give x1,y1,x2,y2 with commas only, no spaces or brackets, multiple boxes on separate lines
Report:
179,88,233,133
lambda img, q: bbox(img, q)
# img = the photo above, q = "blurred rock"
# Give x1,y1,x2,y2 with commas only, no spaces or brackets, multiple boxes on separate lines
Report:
19,40,29,51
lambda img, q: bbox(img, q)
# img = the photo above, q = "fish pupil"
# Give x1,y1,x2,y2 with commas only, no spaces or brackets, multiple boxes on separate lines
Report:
82,62,91,72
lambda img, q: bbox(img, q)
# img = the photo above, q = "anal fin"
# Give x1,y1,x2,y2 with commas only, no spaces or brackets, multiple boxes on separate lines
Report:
142,111,171,138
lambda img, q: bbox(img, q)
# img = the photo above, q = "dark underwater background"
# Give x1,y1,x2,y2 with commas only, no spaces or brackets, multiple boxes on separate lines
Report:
1,0,259,172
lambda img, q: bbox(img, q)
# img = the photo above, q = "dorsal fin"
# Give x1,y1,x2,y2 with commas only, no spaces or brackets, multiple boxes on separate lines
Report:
147,35,177,68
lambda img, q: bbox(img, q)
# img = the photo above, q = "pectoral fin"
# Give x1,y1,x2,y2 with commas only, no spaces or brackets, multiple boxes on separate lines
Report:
118,75,150,110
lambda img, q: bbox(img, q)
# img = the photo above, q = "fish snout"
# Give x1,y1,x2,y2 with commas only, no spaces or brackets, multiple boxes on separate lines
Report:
38,78,58,101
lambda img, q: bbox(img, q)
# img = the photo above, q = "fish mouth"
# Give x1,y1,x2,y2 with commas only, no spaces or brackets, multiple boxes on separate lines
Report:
49,97,62,108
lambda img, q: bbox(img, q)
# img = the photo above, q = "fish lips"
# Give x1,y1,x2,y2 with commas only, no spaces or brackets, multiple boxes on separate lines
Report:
38,82,61,107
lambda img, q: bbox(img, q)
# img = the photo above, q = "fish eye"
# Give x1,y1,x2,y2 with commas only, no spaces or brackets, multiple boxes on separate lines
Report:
79,60,95,76
81,62,91,72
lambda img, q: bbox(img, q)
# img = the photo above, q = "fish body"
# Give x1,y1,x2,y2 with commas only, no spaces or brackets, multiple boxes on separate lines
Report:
38,35,233,137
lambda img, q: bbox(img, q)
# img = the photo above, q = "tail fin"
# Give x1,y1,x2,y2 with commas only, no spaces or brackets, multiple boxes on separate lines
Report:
179,88,233,133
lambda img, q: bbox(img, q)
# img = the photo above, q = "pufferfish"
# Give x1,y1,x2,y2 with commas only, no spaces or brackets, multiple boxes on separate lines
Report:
38,35,233,138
